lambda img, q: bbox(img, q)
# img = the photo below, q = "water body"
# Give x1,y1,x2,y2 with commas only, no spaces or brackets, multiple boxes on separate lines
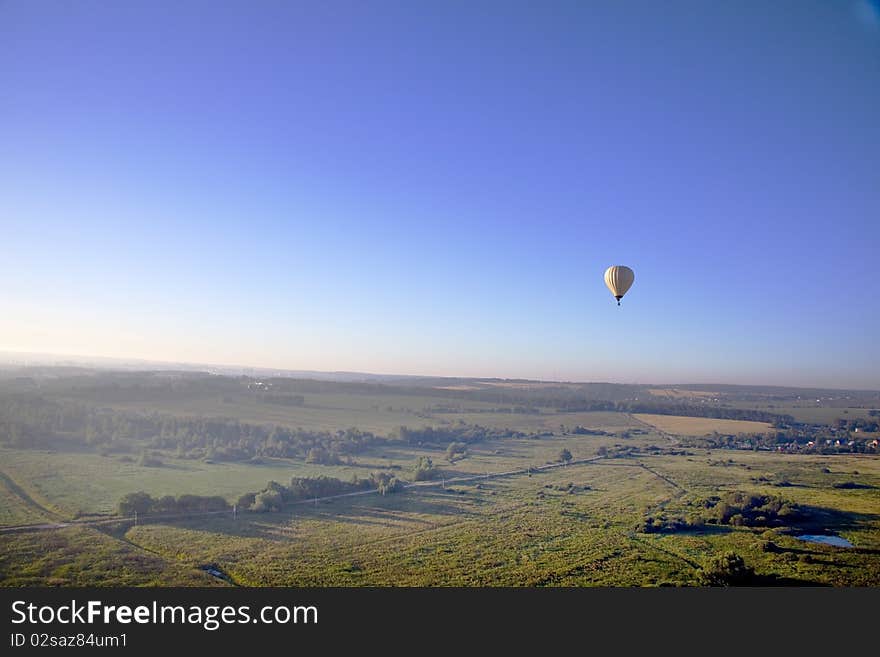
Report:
796,534,853,548
200,564,235,584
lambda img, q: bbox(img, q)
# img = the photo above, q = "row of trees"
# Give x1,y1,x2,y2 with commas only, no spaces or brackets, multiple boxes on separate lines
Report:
117,471,409,518
570,425,611,436
118,492,230,517
238,473,404,513
423,404,543,415
237,477,373,513
554,399,794,423
395,423,523,445
248,392,305,407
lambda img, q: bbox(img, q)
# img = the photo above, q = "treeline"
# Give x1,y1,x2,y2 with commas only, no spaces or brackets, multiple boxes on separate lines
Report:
394,423,523,445
0,395,380,462
554,399,794,423
423,404,543,415
117,463,436,520
570,426,611,436
245,392,305,407
111,417,380,463
239,472,406,513
35,372,242,403
118,491,230,517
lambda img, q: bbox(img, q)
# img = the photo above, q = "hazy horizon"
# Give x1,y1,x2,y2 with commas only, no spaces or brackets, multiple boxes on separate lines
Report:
2,2,879,389
1,347,878,393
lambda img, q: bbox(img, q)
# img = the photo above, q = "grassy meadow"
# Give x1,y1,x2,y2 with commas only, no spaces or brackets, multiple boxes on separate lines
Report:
1,372,878,586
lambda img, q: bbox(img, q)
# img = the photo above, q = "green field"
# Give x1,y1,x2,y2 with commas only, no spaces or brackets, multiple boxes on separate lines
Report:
1,371,878,586
0,414,642,518
4,449,878,586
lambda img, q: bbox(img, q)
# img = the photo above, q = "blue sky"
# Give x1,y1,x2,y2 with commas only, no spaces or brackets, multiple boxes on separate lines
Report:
1,1,878,388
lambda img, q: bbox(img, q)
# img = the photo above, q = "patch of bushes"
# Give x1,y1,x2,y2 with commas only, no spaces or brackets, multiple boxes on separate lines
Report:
446,441,469,462
118,492,229,516
395,424,523,445
242,472,406,513
638,492,802,533
697,552,756,586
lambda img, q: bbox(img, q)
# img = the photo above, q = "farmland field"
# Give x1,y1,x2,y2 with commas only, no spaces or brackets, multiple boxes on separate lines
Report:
633,414,773,436
648,388,720,399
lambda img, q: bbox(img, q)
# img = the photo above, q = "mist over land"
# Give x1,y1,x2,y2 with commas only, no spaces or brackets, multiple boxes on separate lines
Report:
1,350,877,394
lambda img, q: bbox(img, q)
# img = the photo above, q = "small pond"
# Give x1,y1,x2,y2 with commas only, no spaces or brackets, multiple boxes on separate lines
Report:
795,534,853,548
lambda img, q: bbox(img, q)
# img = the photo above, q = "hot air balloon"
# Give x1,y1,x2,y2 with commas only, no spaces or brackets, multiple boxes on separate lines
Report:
604,265,634,305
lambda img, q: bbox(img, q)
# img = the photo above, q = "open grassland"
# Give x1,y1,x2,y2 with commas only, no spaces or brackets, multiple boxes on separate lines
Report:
2,376,878,587
0,418,649,520
2,450,878,586
121,462,685,586
126,453,880,586
73,390,644,435
0,469,57,526
0,526,222,586
634,413,772,436
0,447,356,517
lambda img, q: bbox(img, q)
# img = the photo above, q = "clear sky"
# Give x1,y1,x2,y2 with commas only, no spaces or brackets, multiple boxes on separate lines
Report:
1,1,878,388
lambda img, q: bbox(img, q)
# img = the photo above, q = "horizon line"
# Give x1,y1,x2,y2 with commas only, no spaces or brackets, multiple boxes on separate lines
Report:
0,348,877,394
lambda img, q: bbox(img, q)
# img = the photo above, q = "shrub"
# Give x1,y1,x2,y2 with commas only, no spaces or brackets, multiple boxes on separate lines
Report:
446,441,468,462
250,489,283,512
118,491,154,516
412,456,436,481
697,552,755,586
236,492,257,510
371,471,403,495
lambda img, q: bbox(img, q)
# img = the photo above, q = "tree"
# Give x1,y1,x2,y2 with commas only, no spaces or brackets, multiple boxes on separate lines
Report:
236,492,257,511
697,552,755,586
412,456,436,481
118,491,154,516
306,447,339,465
559,448,573,463
370,471,402,495
446,441,468,462
153,495,178,513
250,489,282,512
